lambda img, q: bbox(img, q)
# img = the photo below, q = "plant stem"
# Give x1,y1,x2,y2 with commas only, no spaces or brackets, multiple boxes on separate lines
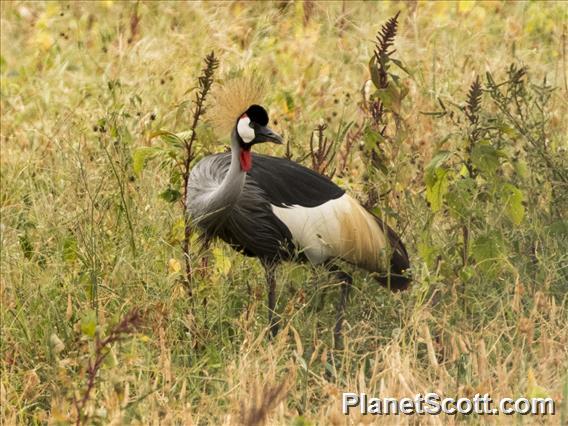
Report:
181,51,219,297
101,140,137,257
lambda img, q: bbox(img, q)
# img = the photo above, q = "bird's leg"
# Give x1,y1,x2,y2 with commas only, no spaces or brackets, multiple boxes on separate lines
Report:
329,266,353,351
263,263,280,338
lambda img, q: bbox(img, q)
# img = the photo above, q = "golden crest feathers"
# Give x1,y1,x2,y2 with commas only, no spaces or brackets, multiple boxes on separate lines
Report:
209,73,266,138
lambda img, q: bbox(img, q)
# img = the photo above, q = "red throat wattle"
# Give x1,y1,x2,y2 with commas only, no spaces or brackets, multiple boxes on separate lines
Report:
240,149,252,172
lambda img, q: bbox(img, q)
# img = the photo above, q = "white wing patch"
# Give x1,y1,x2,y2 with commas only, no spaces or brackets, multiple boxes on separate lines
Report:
272,197,340,264
271,194,390,271
237,116,255,143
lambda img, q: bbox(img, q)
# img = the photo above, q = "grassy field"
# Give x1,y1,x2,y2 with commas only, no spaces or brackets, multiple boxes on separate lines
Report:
1,1,567,425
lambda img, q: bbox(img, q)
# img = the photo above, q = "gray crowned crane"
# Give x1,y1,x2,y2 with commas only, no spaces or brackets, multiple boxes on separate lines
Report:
186,75,411,347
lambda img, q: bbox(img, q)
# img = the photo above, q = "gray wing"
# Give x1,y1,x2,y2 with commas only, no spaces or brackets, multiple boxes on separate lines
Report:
186,154,229,219
187,153,295,262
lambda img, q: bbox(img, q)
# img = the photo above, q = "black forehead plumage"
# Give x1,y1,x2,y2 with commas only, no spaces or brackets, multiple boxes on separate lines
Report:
246,105,269,126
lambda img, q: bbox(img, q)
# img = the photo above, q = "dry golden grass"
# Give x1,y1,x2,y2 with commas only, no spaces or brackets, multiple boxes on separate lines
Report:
1,1,567,425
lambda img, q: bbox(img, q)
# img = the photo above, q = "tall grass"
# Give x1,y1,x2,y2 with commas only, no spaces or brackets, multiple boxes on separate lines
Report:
1,2,567,425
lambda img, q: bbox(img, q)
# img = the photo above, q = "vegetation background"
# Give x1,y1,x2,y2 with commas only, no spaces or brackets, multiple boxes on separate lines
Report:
1,1,567,425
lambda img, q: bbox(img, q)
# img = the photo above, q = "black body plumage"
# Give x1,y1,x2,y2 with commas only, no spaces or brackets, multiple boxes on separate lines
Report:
190,153,343,263
187,152,410,290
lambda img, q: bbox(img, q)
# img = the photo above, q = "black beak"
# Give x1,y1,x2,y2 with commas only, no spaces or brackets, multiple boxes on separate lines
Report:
254,125,283,145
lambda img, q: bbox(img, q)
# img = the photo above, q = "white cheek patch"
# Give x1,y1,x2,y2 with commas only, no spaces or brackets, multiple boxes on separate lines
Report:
237,116,255,143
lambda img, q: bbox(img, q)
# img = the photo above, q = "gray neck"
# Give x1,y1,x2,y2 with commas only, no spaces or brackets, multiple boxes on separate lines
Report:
206,129,247,214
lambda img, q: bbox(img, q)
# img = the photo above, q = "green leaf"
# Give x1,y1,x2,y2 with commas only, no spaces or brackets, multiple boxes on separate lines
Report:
369,56,381,89
500,183,525,225
283,90,295,111
471,143,501,175
132,147,160,176
375,84,402,114
150,130,186,148
81,310,97,337
427,150,452,170
169,167,182,187
547,220,568,237
417,240,437,267
104,346,119,368
168,218,186,243
62,235,78,263
513,159,529,179
175,130,193,141
291,416,313,426
363,127,386,151
160,188,182,203
19,233,34,260
472,234,503,269
459,265,475,282
391,58,413,77
446,177,476,219
425,167,449,212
